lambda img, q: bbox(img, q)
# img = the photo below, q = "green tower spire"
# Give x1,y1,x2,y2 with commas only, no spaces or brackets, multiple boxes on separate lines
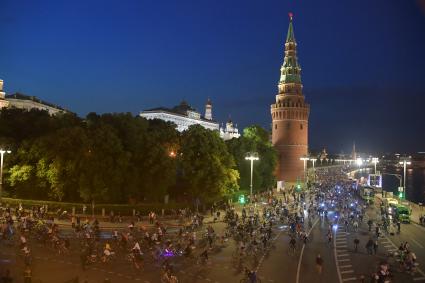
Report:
286,12,295,43
279,12,302,85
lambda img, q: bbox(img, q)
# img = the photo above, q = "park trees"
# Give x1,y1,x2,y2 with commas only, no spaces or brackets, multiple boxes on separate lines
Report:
1,109,257,205
179,125,239,204
226,125,277,194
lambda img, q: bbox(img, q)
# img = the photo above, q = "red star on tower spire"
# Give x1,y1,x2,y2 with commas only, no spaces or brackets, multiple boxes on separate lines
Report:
288,12,293,20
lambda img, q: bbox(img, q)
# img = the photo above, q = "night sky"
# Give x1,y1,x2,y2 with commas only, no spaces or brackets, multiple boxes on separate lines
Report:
1,0,424,154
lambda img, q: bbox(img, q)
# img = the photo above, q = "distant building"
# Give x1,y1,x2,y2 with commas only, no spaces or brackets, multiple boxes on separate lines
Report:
220,119,240,140
5,93,67,115
0,79,67,115
140,100,219,132
0,80,10,108
352,141,357,160
140,99,240,140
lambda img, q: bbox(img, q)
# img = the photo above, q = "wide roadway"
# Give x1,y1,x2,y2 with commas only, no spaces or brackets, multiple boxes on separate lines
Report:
2,201,424,282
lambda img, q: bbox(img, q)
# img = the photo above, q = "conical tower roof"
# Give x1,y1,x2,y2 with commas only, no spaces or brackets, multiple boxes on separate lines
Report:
279,12,301,85
286,13,296,43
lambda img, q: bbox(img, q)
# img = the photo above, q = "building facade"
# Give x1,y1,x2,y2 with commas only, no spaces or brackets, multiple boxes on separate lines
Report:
5,93,67,115
220,119,240,140
271,14,310,183
141,99,240,140
0,80,10,108
0,79,67,115
140,100,219,132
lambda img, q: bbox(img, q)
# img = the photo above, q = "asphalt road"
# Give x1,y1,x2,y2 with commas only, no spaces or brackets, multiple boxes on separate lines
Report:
1,194,424,282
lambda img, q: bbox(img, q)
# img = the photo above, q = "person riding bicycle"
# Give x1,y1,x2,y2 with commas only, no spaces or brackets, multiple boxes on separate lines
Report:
245,267,257,283
102,242,115,262
200,249,208,261
289,237,296,250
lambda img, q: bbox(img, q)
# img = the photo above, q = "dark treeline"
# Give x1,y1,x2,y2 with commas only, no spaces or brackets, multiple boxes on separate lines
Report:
0,109,276,204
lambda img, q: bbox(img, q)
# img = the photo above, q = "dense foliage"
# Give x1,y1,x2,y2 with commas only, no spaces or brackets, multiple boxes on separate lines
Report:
0,109,276,204
226,126,277,194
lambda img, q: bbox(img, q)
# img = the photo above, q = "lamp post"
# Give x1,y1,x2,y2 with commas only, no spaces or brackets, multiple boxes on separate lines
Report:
399,159,411,198
372,157,379,175
356,157,363,168
310,158,317,182
0,149,12,202
245,153,259,200
300,156,309,183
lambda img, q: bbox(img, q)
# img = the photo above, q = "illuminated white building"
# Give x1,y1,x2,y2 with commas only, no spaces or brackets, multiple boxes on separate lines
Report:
0,79,67,115
219,119,240,140
0,80,10,108
140,100,219,132
141,99,240,140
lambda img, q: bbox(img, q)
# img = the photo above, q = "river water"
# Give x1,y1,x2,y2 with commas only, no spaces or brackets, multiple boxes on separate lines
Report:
356,167,425,204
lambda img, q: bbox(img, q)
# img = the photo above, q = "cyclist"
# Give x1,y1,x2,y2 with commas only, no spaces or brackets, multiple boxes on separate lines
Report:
289,237,296,253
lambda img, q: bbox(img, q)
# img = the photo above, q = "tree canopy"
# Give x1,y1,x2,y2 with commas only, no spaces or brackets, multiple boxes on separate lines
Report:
0,109,269,205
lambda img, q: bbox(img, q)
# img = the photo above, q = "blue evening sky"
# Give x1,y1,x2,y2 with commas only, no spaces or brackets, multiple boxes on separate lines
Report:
0,0,424,153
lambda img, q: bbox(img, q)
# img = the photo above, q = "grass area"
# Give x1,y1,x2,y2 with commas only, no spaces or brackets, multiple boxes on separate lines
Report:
0,197,188,216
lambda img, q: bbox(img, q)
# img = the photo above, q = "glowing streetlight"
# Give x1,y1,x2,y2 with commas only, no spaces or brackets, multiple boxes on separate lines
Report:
245,153,259,199
309,158,317,182
356,157,363,167
399,159,411,198
310,158,317,169
0,149,12,202
300,156,309,182
372,157,379,174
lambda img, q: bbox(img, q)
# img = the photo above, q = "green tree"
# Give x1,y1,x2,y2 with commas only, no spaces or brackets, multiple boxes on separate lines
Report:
226,125,277,194
179,125,239,204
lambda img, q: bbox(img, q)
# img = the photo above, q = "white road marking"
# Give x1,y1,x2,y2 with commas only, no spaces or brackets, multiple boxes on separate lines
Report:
339,265,352,268
340,270,354,274
411,238,424,249
342,277,357,282
338,259,350,262
413,277,425,281
337,253,349,257
295,217,320,283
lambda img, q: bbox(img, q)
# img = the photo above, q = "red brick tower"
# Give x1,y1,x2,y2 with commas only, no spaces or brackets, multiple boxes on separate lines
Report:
271,13,310,184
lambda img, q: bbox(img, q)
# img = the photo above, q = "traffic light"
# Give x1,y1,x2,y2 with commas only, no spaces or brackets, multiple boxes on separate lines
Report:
238,194,246,204
399,192,404,199
296,183,302,192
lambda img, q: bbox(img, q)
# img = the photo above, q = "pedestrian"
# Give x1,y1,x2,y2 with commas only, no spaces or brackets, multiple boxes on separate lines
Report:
1,269,13,283
316,254,323,274
354,237,360,252
366,239,374,255
23,267,32,283
80,250,87,270
373,240,378,255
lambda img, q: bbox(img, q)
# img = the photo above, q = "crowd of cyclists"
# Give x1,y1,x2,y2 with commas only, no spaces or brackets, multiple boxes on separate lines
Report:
0,165,422,283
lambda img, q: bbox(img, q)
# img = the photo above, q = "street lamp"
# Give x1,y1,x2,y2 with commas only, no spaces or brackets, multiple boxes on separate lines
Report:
372,157,379,175
300,156,309,183
356,157,363,167
310,158,317,170
310,158,317,182
399,159,411,198
245,153,259,200
0,149,12,202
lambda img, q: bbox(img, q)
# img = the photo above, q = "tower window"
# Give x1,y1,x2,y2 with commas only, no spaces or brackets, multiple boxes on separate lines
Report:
287,122,291,130
300,124,303,130
275,124,277,130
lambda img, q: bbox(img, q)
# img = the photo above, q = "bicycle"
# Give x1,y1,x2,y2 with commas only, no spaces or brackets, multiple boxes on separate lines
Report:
288,243,297,256
240,268,262,283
